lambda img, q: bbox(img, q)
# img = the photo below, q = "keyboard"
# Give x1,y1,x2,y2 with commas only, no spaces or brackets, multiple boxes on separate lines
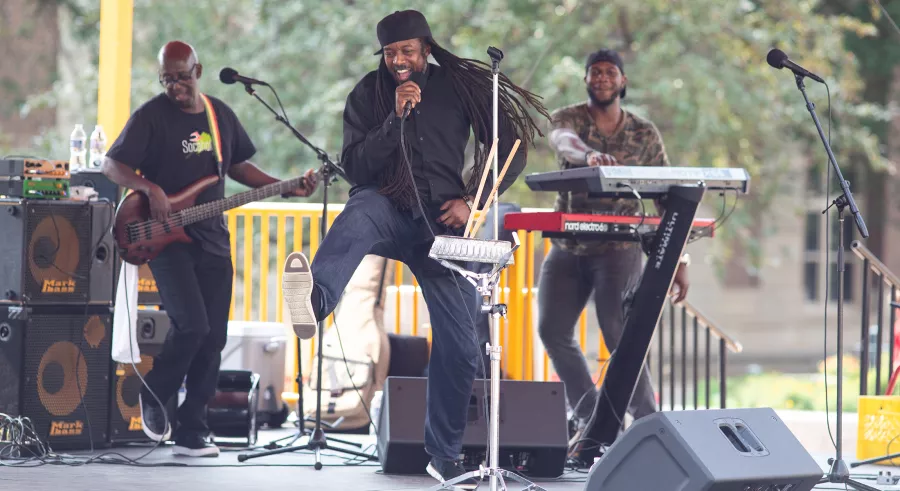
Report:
504,212,715,242
524,166,751,197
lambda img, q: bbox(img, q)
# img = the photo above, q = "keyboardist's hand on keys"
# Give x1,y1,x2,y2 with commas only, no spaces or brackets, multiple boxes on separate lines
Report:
587,150,618,167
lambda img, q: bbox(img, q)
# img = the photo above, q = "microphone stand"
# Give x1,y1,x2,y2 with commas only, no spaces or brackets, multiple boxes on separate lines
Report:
793,73,873,491
233,81,375,467
487,46,503,491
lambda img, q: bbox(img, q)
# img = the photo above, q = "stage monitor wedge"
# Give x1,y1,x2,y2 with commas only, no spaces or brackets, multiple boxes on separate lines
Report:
584,408,823,491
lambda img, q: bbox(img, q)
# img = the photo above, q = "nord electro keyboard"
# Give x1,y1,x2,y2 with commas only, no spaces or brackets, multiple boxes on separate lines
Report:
524,165,750,197
503,212,715,241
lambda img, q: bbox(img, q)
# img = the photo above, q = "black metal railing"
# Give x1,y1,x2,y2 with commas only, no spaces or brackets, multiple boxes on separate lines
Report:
652,300,742,410
851,240,900,396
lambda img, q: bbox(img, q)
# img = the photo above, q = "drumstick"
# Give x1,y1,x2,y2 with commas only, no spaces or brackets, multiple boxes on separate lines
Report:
469,139,521,238
463,138,499,238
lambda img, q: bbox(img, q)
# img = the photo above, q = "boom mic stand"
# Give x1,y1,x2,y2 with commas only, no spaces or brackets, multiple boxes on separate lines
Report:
230,80,375,467
791,73,873,490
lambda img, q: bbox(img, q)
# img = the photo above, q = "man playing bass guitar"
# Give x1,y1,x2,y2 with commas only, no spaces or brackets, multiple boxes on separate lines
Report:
101,40,317,457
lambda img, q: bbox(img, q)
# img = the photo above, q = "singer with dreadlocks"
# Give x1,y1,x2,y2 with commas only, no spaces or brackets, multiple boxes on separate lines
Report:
280,10,548,487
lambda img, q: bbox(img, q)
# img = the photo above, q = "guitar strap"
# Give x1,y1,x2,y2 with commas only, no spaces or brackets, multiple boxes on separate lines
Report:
199,93,224,178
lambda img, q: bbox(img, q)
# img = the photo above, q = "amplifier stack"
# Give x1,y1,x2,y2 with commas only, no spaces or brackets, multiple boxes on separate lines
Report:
0,166,171,450
0,191,116,450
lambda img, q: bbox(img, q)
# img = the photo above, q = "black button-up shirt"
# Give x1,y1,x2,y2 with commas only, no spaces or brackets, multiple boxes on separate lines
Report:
340,62,525,217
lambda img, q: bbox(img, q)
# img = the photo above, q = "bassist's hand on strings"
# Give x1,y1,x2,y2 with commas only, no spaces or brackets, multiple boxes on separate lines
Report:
146,183,171,222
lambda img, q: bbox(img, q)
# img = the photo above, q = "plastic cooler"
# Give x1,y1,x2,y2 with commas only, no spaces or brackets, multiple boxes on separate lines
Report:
222,321,290,427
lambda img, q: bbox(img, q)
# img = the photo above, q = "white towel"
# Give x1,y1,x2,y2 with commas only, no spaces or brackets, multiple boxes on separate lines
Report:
111,261,141,364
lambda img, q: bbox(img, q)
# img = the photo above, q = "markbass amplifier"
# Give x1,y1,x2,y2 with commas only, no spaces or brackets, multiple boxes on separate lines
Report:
108,308,177,443
0,305,112,450
0,200,115,305
112,261,162,307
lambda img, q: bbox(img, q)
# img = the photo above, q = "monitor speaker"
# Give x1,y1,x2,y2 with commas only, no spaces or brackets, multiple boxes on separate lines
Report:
376,376,568,478
583,408,823,491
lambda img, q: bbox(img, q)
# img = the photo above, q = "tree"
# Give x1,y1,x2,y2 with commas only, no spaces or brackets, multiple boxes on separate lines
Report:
818,0,900,263
17,0,887,277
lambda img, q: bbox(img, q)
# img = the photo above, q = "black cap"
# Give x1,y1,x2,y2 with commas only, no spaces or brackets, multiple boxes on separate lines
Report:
374,10,433,55
585,49,626,98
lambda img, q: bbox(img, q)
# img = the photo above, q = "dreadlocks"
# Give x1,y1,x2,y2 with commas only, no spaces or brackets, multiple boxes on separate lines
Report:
372,38,550,208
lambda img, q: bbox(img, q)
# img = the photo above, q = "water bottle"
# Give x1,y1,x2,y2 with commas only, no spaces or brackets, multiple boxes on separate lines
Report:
88,125,107,169
69,124,86,171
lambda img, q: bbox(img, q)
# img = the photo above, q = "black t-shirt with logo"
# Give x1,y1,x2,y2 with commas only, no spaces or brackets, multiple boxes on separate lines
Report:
106,93,256,257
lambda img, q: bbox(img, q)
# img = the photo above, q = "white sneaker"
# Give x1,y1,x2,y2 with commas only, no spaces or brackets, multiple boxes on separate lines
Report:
282,252,317,339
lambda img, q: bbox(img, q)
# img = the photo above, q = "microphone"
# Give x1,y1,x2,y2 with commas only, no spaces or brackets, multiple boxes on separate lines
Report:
766,49,825,83
401,70,428,119
219,67,267,86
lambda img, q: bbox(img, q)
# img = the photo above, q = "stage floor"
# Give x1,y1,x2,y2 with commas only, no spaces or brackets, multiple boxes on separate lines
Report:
1,426,898,491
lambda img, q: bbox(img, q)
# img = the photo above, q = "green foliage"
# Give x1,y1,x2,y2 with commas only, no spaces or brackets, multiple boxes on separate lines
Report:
720,355,895,412
820,0,900,140
13,0,892,272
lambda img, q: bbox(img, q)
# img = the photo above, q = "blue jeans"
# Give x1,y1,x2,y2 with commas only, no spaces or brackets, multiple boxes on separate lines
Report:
311,186,480,461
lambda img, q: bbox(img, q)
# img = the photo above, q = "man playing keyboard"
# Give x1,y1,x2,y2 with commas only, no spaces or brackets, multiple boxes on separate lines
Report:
539,49,689,451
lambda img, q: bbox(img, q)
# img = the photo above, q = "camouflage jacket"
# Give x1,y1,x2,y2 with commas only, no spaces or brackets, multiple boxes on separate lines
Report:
549,102,670,255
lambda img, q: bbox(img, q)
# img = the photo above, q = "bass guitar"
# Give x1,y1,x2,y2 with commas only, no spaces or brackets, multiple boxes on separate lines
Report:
114,172,313,265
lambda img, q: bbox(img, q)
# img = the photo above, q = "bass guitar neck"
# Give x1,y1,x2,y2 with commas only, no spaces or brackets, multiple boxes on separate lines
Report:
114,171,313,265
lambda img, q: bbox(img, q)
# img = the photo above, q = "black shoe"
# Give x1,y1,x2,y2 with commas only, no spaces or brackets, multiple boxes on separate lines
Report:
139,393,171,442
426,457,479,490
172,433,220,457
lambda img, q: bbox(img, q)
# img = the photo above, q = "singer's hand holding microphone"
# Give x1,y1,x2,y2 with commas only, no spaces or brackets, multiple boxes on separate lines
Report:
395,71,427,118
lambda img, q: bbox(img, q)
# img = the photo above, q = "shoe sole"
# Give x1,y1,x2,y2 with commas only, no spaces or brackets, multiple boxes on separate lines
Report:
172,445,220,457
283,252,317,339
138,393,171,442
425,462,478,490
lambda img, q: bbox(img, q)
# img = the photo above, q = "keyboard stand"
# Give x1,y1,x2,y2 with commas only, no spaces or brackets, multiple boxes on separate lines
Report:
577,184,706,465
